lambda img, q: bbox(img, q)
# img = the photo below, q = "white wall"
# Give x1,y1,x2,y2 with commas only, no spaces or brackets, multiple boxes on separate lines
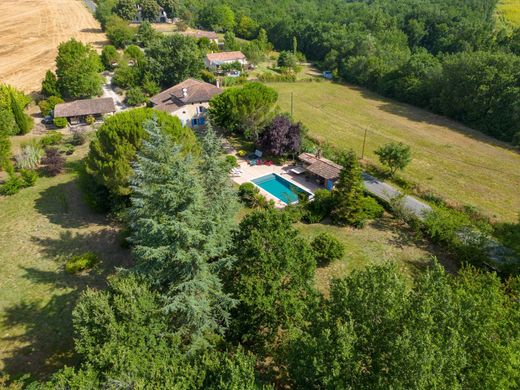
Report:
172,102,210,128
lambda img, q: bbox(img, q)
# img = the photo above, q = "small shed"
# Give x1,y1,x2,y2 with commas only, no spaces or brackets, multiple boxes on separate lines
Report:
204,51,248,69
54,98,116,124
298,152,343,190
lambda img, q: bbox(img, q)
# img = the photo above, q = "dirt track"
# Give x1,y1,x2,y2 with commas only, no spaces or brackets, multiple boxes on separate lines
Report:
0,0,107,94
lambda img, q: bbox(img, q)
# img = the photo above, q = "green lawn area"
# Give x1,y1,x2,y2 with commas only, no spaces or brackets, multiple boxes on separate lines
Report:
498,0,520,26
269,81,520,223
0,148,129,380
296,215,455,294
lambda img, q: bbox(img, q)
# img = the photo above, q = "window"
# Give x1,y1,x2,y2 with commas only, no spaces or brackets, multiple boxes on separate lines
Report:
191,118,198,126
198,116,205,125
199,106,206,113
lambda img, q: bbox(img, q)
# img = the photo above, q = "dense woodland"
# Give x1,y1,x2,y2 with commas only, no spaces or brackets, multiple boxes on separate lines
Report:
97,0,520,144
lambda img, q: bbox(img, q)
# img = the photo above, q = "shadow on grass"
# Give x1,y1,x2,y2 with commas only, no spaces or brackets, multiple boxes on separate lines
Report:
1,229,130,381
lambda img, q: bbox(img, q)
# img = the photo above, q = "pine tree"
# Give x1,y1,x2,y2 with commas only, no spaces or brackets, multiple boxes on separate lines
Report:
10,91,31,135
129,118,234,350
197,123,238,259
331,150,366,227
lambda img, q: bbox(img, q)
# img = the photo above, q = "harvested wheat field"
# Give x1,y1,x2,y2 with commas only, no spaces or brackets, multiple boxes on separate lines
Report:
0,0,107,94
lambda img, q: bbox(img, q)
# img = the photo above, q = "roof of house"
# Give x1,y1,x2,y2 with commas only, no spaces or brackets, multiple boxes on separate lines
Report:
298,152,343,180
149,78,222,113
54,97,115,118
179,30,218,40
205,51,246,64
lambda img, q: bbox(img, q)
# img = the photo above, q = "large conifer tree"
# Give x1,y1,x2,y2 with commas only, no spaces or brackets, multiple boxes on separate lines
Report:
129,119,234,350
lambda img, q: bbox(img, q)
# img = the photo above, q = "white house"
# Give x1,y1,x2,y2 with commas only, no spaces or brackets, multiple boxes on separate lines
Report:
149,79,222,128
204,51,248,69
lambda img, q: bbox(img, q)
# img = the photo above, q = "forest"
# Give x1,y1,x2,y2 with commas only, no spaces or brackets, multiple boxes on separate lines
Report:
161,0,520,144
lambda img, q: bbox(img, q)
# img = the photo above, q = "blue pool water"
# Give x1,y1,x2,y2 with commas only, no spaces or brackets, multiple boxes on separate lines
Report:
252,174,311,204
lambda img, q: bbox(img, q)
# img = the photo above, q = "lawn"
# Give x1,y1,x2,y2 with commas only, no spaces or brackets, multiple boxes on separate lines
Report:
0,143,129,380
269,81,520,222
498,0,520,26
296,215,455,294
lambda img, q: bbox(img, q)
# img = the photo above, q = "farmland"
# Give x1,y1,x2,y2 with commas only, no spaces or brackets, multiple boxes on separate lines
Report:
270,81,520,223
0,0,106,94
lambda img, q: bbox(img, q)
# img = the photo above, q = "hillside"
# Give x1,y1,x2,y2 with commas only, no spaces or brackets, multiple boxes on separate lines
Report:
270,81,520,222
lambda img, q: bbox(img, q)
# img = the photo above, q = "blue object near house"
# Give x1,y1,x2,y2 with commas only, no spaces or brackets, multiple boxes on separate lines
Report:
323,71,333,80
326,179,335,190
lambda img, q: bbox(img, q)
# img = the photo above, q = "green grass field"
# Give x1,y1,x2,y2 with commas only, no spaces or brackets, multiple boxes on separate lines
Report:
0,151,129,380
498,0,520,26
269,81,520,222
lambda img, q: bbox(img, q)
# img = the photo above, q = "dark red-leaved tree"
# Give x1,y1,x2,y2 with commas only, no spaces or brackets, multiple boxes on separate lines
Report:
41,147,66,176
259,115,302,156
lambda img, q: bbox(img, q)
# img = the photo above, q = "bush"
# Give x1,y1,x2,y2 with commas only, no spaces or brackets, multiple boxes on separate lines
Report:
225,155,238,169
0,174,23,196
238,182,259,205
71,128,88,146
40,131,63,147
38,96,64,116
53,117,68,128
311,233,345,266
125,87,147,106
65,252,99,274
283,203,305,223
20,169,38,187
41,147,66,176
200,70,217,84
257,72,297,83
303,189,333,223
361,196,384,220
86,115,96,125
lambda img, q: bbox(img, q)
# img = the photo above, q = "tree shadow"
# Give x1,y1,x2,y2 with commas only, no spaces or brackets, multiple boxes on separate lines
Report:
34,178,106,229
1,229,131,381
80,27,103,34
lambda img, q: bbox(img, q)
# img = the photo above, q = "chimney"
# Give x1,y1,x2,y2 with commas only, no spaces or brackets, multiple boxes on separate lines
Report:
182,88,188,98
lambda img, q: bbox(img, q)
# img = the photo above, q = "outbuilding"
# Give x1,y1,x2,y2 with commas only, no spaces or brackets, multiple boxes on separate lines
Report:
53,97,116,124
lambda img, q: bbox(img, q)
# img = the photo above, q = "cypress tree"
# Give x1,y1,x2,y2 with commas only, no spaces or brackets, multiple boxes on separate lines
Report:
331,150,366,227
129,118,234,350
10,91,32,135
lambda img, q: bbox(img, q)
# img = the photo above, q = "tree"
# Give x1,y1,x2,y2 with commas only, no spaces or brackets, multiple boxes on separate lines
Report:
136,20,159,47
105,16,137,48
41,147,66,176
197,123,239,258
277,51,298,70
236,16,259,40
95,0,117,28
129,119,235,350
259,115,302,156
124,44,145,63
199,4,235,32
0,115,11,170
114,0,137,20
223,31,240,51
38,96,64,117
287,261,520,389
10,91,32,135
140,0,160,21
331,150,366,227
56,39,103,98
145,34,204,87
125,86,147,106
0,107,17,137
85,108,197,200
100,45,120,70
209,82,278,140
374,142,412,176
41,70,60,97
222,209,316,352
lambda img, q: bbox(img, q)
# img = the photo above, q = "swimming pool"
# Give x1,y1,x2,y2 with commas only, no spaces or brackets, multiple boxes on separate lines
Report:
252,174,313,204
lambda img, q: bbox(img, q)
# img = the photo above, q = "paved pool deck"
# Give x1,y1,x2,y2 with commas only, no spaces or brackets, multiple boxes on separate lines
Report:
231,159,320,208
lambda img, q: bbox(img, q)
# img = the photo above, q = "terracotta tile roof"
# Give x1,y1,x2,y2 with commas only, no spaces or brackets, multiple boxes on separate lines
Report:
206,51,246,64
179,30,218,40
54,97,115,118
149,78,222,113
298,152,343,180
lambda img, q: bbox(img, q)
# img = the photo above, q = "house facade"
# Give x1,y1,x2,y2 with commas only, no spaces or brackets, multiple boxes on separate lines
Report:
54,97,116,124
149,79,222,128
204,51,248,69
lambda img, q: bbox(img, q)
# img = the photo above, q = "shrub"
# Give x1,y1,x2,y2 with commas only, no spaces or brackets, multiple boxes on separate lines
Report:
86,115,96,125
71,127,88,146
361,196,385,220
40,131,63,147
20,169,38,187
62,144,75,155
53,117,68,128
238,182,259,205
0,174,23,196
257,72,297,83
237,150,247,157
284,203,305,223
65,252,99,274
200,70,217,84
311,233,345,266
15,143,44,170
303,189,333,223
38,96,64,116
41,147,66,176
225,155,238,169
125,87,147,106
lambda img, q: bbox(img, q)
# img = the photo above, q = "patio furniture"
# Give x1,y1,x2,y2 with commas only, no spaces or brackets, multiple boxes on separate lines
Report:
290,166,306,175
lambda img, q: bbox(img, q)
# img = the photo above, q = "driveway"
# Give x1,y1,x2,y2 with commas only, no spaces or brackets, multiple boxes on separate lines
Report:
102,74,126,112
